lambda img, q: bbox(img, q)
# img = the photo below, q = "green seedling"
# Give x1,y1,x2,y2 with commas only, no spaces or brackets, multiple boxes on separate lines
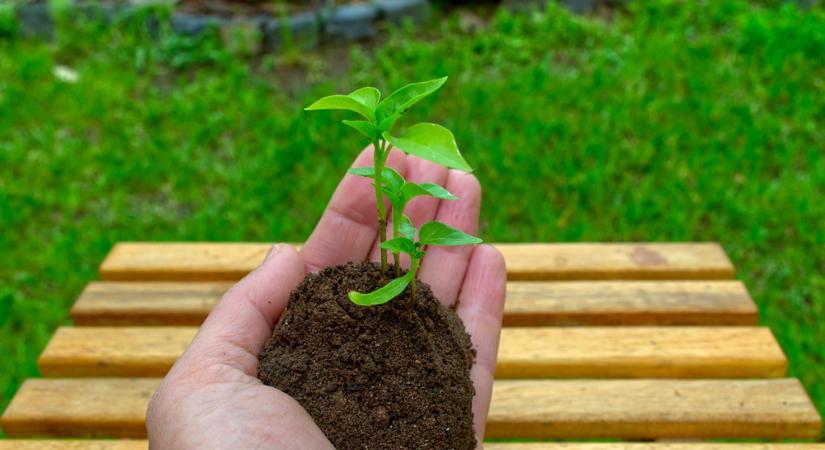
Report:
348,221,482,305
348,166,457,275
306,77,481,306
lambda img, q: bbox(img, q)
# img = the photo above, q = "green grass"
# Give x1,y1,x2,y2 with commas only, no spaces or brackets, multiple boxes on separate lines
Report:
1,0,823,439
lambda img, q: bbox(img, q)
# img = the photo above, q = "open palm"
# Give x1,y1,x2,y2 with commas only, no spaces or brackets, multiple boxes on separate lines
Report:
146,146,507,449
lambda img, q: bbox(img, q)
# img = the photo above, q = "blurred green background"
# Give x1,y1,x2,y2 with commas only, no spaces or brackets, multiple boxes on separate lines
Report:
0,0,823,439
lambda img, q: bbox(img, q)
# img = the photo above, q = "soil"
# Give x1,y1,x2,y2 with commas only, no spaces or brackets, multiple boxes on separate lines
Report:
257,262,476,450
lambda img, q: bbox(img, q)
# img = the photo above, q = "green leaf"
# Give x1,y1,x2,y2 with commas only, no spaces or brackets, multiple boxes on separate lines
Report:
348,86,381,109
306,86,381,121
402,182,457,204
375,77,447,131
348,271,414,306
381,237,416,256
343,120,378,140
348,166,375,177
399,215,416,240
380,167,405,193
419,221,482,246
384,123,472,172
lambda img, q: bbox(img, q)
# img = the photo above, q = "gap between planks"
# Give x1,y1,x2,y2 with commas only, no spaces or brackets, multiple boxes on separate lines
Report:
1,379,819,439
37,326,787,378
2,443,825,450
98,242,735,281
71,280,758,327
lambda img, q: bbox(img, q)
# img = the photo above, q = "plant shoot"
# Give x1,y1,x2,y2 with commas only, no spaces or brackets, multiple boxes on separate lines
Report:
305,77,481,306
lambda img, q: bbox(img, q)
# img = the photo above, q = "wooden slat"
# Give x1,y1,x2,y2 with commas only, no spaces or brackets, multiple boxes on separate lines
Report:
2,379,819,439
37,326,787,378
0,379,154,438
487,379,821,439
71,280,758,327
98,242,735,281
71,282,233,326
0,441,147,450
485,446,825,450
504,280,756,326
3,444,825,450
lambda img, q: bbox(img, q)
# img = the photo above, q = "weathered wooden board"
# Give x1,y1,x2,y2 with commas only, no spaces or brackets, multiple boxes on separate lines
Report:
0,441,147,450
485,446,825,450
98,243,735,281
71,280,758,327
37,326,786,378
2,443,825,450
1,379,154,438
2,379,819,439
486,379,821,439
504,280,755,326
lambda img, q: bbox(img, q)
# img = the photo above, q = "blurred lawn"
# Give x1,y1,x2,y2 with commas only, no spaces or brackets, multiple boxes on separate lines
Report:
1,0,823,438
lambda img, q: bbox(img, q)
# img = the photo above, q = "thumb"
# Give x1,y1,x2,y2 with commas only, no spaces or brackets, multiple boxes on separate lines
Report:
175,244,306,376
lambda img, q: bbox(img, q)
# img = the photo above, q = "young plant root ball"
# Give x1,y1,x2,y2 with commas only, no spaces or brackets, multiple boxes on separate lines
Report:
258,262,476,450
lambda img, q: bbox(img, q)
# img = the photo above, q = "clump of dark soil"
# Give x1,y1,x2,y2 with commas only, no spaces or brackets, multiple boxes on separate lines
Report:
257,262,476,450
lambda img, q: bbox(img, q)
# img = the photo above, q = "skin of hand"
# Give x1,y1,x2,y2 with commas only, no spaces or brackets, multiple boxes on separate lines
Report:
146,146,507,449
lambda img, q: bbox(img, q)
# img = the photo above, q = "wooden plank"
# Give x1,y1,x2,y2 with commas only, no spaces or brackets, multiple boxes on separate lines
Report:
485,446,825,450
496,327,786,378
98,242,735,281
504,280,756,326
0,379,154,438
37,327,786,379
486,379,821,439
38,327,195,377
2,444,825,450
0,441,147,450
2,379,819,439
71,282,234,326
71,280,758,327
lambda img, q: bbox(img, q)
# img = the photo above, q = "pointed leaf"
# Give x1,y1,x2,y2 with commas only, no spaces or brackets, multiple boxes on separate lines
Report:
399,215,416,240
348,271,414,306
384,123,472,172
343,120,378,140
375,77,448,130
348,86,381,109
402,182,457,204
381,237,416,256
419,221,482,246
305,95,372,120
348,166,375,177
380,167,405,193
306,86,380,121
347,166,404,194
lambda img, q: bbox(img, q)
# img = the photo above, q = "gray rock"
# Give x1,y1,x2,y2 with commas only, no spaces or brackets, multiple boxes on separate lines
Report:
563,0,594,13
501,0,547,13
262,11,320,50
18,3,53,38
376,0,428,24
171,12,224,36
324,3,377,41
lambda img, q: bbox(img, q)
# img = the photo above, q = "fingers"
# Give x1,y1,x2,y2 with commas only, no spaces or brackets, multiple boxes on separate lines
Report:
455,245,506,442
417,170,482,304
301,145,406,273
172,244,306,377
368,155,449,266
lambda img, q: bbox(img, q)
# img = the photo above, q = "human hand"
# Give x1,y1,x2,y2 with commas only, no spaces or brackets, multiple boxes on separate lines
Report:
146,146,506,449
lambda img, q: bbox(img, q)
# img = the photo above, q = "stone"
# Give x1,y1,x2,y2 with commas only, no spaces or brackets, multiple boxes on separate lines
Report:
261,11,320,50
563,0,595,13
376,0,428,24
18,3,53,38
324,3,377,41
171,12,224,37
